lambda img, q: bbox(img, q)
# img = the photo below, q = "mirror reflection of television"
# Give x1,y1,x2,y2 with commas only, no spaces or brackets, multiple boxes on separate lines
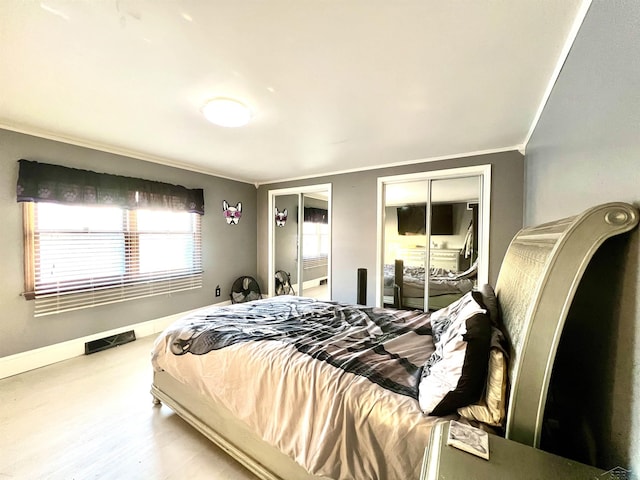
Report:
397,204,453,235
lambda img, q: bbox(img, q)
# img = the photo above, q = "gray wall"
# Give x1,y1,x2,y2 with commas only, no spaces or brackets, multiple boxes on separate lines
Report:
0,129,257,357
274,194,299,284
257,150,524,306
525,0,640,474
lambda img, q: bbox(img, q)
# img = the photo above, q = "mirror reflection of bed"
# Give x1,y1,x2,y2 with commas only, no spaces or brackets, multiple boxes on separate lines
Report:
383,254,478,311
383,175,481,311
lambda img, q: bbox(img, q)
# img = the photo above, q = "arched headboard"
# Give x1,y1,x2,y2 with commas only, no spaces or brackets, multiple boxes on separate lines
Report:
496,202,638,447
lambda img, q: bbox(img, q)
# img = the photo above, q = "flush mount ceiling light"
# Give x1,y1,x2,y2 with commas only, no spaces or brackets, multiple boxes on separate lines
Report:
202,98,252,128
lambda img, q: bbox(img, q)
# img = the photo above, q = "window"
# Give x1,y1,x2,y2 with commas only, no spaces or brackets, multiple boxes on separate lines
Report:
302,220,329,269
24,202,202,316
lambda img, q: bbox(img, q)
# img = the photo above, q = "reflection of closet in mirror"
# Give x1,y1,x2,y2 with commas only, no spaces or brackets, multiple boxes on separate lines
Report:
269,184,331,300
377,165,490,311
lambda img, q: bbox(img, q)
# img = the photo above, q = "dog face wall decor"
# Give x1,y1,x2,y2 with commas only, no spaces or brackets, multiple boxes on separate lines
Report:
222,200,242,225
275,208,288,227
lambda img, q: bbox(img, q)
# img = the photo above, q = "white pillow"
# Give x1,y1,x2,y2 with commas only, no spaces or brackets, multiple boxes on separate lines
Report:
419,292,491,416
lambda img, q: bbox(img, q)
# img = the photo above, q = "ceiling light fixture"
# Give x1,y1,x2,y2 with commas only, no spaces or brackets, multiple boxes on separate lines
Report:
202,98,252,128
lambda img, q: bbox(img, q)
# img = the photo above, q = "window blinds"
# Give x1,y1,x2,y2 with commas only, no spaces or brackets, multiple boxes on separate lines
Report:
28,203,202,317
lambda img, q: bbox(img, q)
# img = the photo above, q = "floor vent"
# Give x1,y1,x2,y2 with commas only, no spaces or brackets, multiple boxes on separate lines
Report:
85,330,136,355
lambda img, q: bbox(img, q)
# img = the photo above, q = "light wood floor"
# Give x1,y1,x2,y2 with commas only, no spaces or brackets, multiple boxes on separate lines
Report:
0,335,258,480
301,283,329,301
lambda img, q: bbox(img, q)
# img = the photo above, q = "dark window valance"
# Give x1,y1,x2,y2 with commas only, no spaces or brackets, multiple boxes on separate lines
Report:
16,160,205,215
303,206,328,224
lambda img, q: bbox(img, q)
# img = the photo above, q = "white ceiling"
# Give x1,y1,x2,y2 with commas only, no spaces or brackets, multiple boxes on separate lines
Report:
0,1,587,185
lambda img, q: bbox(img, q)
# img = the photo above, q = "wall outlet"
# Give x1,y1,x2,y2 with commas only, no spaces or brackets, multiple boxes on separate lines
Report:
215,285,221,297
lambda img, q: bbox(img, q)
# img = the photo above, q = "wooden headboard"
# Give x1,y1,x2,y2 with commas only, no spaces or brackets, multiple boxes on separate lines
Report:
496,202,638,448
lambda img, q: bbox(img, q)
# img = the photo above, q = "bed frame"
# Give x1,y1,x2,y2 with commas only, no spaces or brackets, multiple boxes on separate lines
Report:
384,257,472,311
151,202,638,479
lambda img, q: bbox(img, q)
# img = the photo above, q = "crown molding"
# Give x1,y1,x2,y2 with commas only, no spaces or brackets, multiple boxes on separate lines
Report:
255,145,523,187
0,121,255,185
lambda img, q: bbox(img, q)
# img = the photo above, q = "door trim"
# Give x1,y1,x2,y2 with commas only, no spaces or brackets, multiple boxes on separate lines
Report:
268,184,332,298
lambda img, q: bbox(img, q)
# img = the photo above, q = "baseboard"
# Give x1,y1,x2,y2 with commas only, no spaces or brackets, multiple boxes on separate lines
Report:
0,301,231,380
302,277,328,289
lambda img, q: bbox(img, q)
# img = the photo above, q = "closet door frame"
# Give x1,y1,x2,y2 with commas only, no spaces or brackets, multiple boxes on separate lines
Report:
268,183,332,298
375,165,491,308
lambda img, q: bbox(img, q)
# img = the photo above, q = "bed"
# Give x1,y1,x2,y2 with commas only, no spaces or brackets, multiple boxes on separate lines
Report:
150,202,638,480
383,259,477,311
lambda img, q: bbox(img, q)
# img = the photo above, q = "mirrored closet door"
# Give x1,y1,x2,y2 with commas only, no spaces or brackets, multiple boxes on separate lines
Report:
377,165,490,311
269,184,332,300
